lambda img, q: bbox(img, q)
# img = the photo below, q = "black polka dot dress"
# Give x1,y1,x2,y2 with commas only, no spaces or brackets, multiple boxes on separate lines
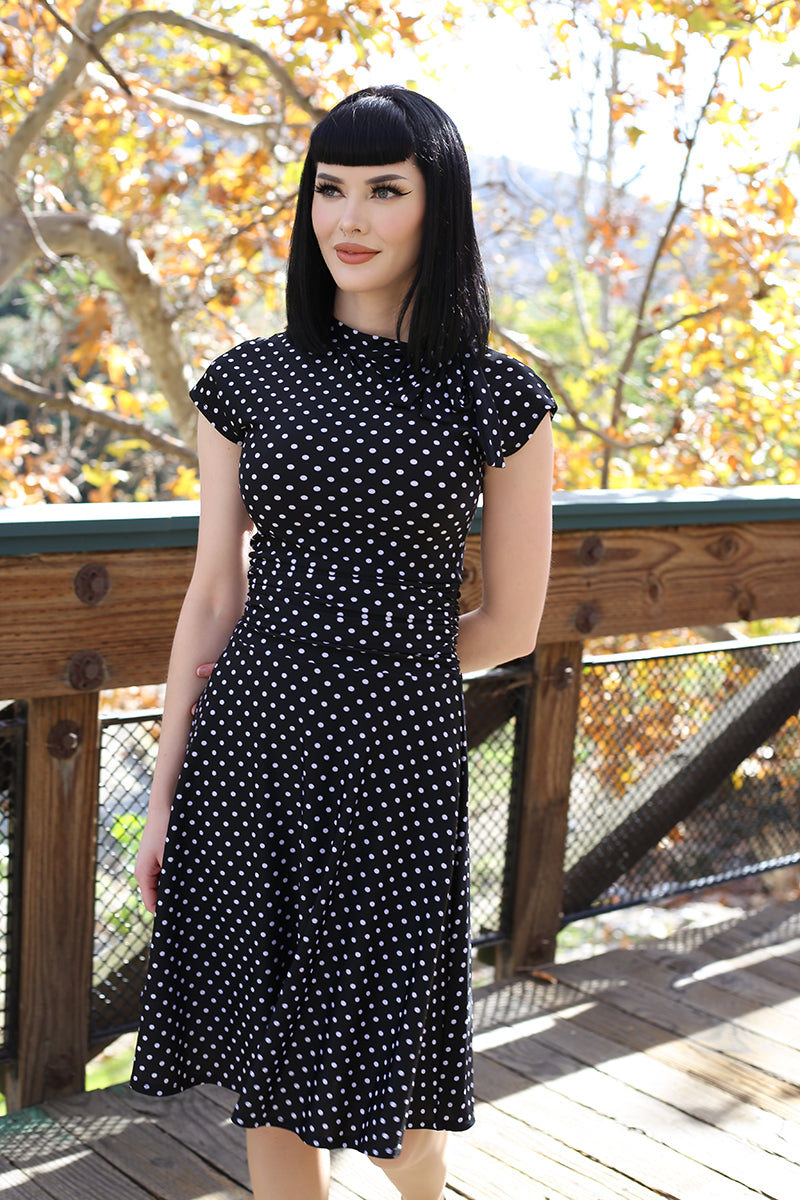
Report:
130,320,556,1159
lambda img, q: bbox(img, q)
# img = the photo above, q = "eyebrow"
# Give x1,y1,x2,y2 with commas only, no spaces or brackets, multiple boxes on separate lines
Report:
316,171,410,184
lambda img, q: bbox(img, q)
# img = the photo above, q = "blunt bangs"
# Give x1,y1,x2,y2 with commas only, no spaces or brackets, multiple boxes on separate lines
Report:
309,93,415,168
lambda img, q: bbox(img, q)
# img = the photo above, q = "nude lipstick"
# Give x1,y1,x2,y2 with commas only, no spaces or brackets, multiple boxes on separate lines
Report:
334,243,379,264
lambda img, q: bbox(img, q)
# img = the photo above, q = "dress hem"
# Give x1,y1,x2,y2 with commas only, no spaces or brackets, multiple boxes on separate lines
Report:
127,1078,475,1159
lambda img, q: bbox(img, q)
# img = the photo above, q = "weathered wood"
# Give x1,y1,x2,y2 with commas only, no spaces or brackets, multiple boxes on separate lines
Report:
552,948,800,1085
44,1088,251,1200
542,519,800,640
522,1000,800,1165
473,1052,764,1200
483,1030,800,1197
3,517,799,698
2,695,99,1111
566,993,800,1124
3,902,800,1200
562,641,800,914
0,548,194,697
500,641,583,974
0,1099,152,1200
0,1150,52,1199
467,1081,666,1200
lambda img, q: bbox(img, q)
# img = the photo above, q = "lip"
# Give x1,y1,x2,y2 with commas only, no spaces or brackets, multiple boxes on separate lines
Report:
334,243,379,264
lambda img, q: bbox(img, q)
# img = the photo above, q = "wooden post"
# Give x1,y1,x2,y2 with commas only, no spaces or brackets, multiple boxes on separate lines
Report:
3,693,99,1111
497,640,584,977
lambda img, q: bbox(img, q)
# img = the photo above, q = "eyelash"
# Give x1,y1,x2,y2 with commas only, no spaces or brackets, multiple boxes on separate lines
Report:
314,183,408,199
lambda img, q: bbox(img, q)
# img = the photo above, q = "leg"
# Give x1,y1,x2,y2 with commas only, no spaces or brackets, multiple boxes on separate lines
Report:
246,1126,330,1200
369,1129,449,1200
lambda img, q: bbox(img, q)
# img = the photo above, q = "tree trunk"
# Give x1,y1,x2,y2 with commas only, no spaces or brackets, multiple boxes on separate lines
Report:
0,209,195,441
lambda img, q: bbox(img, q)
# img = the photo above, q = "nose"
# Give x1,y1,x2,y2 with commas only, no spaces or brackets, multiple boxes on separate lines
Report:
339,195,366,236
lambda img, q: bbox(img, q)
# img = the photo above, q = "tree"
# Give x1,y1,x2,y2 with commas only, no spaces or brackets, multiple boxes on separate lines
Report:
0,0,443,502
484,0,800,489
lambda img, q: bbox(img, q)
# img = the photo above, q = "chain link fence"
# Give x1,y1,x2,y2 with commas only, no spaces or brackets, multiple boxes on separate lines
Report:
466,667,529,944
0,702,24,1063
92,712,157,1044
88,635,800,1034
90,673,528,1044
564,635,800,921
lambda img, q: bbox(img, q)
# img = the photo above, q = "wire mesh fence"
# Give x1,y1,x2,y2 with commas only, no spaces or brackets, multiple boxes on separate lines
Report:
564,635,800,920
0,702,24,1063
90,674,526,1043
92,712,158,1043
88,634,800,1028
466,689,522,944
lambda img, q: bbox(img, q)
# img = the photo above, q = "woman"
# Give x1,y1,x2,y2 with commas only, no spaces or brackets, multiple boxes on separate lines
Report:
132,85,556,1200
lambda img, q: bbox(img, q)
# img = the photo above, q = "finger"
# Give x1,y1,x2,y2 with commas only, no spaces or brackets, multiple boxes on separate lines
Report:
196,662,216,678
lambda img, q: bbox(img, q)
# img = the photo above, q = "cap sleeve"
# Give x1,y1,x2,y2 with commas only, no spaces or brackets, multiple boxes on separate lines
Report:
485,351,557,461
190,353,245,446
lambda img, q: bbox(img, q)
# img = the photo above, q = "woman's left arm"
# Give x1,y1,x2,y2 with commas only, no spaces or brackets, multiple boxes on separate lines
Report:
457,417,554,675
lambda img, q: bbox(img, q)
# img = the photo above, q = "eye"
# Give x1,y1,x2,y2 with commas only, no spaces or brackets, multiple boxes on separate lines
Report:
314,183,341,198
372,184,406,199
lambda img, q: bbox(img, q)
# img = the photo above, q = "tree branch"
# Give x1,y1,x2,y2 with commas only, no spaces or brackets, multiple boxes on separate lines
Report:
36,0,133,94
491,321,665,451
96,8,324,123
0,364,197,465
611,41,735,416
0,0,103,196
83,62,281,145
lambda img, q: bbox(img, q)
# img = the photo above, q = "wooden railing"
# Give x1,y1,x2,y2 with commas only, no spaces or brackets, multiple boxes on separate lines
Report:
1,485,799,1112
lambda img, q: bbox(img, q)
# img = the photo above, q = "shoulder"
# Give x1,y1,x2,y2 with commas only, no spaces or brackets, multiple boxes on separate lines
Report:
471,349,557,463
198,331,294,381
480,349,555,409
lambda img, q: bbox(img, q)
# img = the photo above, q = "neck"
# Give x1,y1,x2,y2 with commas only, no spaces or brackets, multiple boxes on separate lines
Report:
333,293,411,342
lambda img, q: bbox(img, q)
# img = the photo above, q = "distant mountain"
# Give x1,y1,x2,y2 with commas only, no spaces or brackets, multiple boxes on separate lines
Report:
468,152,675,302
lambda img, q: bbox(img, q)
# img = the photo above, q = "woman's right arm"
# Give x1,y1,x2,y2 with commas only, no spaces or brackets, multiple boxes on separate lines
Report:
134,415,253,912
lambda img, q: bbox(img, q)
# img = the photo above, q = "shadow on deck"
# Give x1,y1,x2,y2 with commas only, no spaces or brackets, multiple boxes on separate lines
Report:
2,900,799,1200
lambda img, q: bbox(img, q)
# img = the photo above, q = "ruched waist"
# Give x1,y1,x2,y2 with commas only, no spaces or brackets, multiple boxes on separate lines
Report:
242,552,460,658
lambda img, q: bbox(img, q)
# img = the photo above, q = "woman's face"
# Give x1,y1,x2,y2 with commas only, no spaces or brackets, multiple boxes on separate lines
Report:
311,159,426,318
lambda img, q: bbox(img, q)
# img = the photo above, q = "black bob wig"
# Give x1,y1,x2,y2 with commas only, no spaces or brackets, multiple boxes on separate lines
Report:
285,86,490,369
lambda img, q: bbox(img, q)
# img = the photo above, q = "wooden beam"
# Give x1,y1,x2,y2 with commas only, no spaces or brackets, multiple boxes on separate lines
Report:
498,641,584,976
2,517,799,696
3,693,100,1110
541,520,800,641
0,548,193,697
462,520,800,642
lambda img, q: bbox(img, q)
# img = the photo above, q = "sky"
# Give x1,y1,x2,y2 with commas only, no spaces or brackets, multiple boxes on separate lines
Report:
358,7,800,200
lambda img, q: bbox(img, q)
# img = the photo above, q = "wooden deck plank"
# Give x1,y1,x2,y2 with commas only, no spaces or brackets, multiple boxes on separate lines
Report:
5,901,800,1199
521,1000,800,1164
473,1053,765,1200
611,946,800,1045
111,1085,250,1189
564,989,800,1124
466,1087,666,1200
642,940,800,1016
0,1152,54,1200
0,1105,153,1200
551,951,800,1084
478,1023,800,1199
43,1088,251,1200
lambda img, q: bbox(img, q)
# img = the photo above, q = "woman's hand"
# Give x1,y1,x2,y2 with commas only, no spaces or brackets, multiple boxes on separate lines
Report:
190,662,218,715
134,808,171,914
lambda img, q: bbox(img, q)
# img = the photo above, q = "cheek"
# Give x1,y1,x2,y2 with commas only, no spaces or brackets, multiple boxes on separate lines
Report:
311,200,329,245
